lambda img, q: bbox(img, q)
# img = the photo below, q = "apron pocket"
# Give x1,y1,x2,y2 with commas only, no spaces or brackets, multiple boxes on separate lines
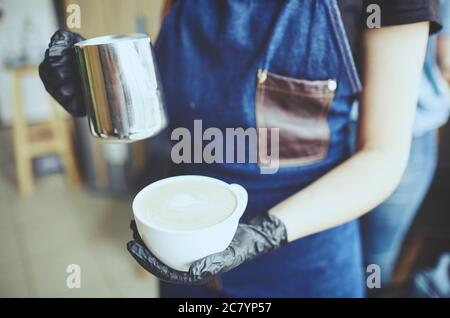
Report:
255,69,336,168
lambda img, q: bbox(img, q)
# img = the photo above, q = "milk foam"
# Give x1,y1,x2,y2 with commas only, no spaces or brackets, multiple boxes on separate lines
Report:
143,179,237,230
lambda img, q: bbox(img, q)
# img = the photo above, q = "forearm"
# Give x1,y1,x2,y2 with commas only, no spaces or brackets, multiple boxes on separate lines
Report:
270,146,408,241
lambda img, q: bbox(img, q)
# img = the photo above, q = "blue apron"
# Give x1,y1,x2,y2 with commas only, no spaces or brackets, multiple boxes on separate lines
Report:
155,0,364,297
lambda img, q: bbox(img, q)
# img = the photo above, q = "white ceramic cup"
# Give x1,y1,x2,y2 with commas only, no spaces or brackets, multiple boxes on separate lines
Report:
132,175,248,272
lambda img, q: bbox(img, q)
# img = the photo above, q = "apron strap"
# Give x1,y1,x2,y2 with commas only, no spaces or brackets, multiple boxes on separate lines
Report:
259,0,361,95
260,0,293,71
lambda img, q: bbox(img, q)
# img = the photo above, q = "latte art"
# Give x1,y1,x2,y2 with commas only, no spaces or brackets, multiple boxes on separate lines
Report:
143,179,237,230
132,175,248,271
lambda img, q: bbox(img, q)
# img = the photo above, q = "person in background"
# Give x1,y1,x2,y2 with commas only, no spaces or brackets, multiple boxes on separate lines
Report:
39,0,440,297
407,0,450,299
437,0,450,84
354,0,450,292
410,253,450,297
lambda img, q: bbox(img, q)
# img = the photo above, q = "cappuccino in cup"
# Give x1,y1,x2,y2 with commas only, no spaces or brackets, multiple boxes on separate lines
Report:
132,175,248,271
141,179,237,230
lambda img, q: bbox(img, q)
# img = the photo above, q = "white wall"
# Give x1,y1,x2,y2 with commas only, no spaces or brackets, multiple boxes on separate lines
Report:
0,0,59,125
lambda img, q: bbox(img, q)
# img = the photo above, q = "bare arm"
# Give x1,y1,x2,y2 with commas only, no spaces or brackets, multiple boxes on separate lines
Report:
270,22,430,242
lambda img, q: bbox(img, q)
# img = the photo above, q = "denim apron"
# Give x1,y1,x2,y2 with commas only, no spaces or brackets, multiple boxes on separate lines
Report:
155,0,364,297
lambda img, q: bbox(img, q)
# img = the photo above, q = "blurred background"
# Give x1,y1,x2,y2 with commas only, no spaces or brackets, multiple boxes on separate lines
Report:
0,0,168,297
0,0,449,297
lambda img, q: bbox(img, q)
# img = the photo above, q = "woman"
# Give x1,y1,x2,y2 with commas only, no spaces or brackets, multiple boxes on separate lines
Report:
39,0,440,297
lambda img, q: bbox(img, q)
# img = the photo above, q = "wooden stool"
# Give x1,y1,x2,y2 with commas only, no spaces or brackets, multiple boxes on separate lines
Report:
10,65,81,198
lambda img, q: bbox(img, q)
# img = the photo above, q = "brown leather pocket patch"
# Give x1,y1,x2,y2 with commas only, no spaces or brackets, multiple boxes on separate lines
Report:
256,70,335,167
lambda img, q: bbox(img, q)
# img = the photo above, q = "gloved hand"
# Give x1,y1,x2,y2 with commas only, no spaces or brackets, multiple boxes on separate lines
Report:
127,213,288,284
38,30,86,116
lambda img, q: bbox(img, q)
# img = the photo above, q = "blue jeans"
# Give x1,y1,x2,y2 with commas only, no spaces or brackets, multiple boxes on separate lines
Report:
350,125,438,287
411,253,450,297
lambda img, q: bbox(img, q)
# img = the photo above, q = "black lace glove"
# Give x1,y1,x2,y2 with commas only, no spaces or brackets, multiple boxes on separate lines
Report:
127,213,288,284
38,30,86,116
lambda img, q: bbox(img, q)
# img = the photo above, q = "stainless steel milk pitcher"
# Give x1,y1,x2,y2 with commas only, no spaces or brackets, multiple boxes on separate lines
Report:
75,33,167,142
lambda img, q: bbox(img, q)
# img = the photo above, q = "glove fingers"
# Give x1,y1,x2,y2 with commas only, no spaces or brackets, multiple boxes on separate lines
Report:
45,61,78,85
39,30,85,116
127,240,197,284
50,29,84,46
52,83,77,104
38,61,53,88
128,221,204,283
64,96,86,117
47,44,69,59
45,42,76,63
47,85,85,117
189,247,236,278
128,220,212,285
52,66,78,84
48,30,84,54
40,64,85,117
47,51,76,68
43,46,79,82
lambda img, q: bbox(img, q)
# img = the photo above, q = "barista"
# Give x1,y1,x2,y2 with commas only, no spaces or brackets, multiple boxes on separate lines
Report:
39,0,441,297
